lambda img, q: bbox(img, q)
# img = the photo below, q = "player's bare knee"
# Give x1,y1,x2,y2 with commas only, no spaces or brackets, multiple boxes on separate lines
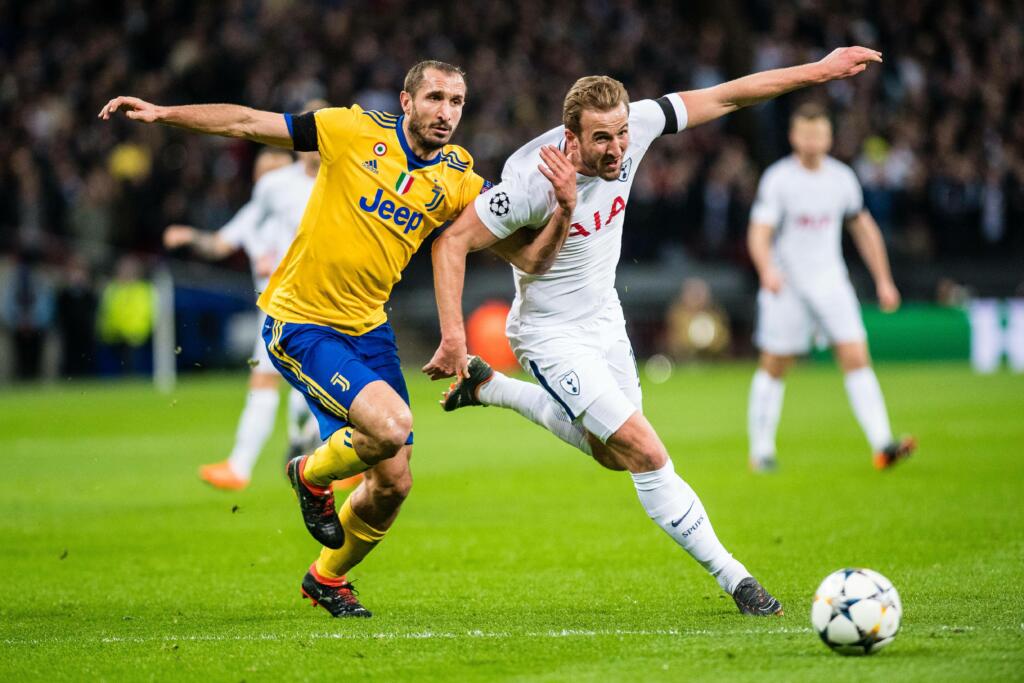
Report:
835,343,870,373
378,407,413,455
760,353,791,378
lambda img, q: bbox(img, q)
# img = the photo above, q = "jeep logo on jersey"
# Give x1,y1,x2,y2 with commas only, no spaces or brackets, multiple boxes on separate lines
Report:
569,195,626,237
358,188,424,234
618,158,632,182
558,371,580,396
489,191,510,217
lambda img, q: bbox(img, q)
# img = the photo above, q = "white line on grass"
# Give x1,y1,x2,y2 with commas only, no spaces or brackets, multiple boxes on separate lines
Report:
5,624,1012,647
3,627,813,647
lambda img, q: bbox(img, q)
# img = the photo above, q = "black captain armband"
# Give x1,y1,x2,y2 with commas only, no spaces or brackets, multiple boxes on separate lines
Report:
655,95,679,136
286,111,318,152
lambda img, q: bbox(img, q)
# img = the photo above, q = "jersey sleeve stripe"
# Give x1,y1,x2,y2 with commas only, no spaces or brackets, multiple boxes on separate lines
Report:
443,149,468,164
441,152,468,172
363,110,399,129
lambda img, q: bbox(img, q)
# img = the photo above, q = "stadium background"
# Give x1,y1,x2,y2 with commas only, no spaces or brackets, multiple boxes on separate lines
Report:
2,0,1023,381
2,3,1023,680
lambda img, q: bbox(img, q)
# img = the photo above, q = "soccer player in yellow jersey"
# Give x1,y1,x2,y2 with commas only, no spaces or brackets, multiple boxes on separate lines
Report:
99,60,577,618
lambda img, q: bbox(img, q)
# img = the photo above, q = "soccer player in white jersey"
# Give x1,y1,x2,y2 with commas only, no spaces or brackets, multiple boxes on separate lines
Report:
164,146,323,490
425,46,883,616
746,103,916,472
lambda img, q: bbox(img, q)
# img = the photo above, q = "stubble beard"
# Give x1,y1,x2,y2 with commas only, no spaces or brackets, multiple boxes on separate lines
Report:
407,105,451,155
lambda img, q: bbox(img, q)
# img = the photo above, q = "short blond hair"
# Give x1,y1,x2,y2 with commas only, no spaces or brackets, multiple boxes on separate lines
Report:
562,75,630,135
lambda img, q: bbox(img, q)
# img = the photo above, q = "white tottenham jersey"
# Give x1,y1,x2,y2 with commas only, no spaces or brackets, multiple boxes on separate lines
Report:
218,161,316,292
750,155,864,289
476,95,688,326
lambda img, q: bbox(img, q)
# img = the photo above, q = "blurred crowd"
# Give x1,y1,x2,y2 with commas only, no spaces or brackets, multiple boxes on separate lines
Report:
1,0,1023,377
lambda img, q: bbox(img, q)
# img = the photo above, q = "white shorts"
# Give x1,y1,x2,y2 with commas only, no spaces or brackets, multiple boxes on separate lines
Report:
250,312,276,375
755,278,866,355
508,302,641,442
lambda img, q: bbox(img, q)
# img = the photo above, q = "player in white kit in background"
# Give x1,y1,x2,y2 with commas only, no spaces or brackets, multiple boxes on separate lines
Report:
746,103,916,473
163,145,323,490
425,47,884,615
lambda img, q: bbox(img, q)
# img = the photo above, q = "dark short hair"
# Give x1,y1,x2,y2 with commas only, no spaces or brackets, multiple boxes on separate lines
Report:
403,60,466,96
790,102,831,127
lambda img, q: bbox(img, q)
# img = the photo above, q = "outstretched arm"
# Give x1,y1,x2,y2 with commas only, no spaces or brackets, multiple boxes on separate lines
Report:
847,210,900,312
680,46,882,128
98,96,293,148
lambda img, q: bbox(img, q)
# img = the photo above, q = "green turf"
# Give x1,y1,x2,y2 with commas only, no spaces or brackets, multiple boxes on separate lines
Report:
1,362,1022,681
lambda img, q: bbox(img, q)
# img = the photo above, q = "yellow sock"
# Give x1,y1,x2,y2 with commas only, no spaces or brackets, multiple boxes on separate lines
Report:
302,428,370,487
315,497,387,579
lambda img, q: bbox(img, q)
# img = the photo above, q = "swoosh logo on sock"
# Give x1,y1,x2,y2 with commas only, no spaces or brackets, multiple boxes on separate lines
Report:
669,500,696,528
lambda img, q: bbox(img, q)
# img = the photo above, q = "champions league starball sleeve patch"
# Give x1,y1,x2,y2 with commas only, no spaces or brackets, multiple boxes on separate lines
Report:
489,191,510,217
473,174,548,240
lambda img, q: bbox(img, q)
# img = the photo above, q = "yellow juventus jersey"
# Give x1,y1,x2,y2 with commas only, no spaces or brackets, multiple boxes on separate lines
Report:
257,105,487,335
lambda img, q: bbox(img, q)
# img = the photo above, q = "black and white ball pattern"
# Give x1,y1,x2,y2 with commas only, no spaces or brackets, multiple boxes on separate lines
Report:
811,568,902,656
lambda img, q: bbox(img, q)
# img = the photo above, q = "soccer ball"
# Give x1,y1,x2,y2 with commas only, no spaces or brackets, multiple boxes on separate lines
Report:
811,568,902,655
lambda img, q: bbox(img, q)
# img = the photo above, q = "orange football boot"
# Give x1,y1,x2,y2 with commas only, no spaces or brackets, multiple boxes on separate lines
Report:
873,436,917,470
199,461,250,490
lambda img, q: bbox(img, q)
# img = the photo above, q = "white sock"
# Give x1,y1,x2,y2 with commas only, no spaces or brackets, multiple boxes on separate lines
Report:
287,389,309,446
1007,299,1024,372
843,367,893,452
747,369,784,460
478,371,591,455
969,299,1003,373
226,388,280,478
631,459,751,593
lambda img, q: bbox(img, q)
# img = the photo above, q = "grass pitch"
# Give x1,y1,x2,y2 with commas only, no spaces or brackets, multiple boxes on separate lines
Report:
1,362,1021,681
